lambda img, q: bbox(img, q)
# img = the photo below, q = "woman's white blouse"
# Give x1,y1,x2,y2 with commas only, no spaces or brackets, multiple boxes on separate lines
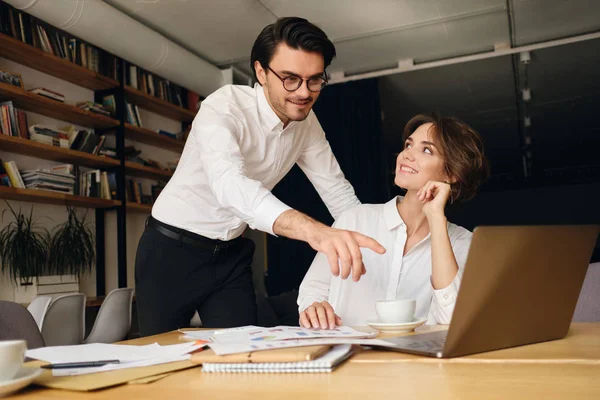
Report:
298,196,473,326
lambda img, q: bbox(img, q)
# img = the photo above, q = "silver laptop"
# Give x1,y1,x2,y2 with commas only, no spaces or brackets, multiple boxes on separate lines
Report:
377,225,599,358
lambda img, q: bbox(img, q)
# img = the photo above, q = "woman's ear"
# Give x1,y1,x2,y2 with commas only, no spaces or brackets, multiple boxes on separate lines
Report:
444,175,458,185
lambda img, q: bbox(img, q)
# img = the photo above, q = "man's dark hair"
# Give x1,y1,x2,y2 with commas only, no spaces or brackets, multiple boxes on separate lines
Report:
250,17,336,83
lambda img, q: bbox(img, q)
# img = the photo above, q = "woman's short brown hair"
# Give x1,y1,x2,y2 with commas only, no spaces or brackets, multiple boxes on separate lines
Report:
403,113,490,202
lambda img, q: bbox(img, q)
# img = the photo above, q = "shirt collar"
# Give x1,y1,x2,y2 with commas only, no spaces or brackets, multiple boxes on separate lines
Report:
383,196,406,231
255,83,284,132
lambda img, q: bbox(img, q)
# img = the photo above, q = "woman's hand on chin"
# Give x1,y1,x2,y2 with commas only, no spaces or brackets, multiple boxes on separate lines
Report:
417,180,451,221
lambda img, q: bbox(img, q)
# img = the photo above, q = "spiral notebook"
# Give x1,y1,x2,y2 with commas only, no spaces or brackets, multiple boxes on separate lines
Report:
201,344,354,373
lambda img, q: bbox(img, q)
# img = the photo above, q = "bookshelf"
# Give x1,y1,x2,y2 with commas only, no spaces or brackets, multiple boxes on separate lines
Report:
0,2,197,294
124,123,184,152
0,82,119,128
0,33,118,91
0,186,120,208
126,202,152,213
125,161,173,181
124,86,196,122
0,135,120,169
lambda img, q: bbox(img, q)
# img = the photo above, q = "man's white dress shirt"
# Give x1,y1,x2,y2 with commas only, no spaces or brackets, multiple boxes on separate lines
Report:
298,196,473,325
152,83,360,240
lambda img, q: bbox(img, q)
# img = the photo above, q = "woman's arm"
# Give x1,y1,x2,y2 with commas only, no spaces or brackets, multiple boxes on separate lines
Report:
298,250,333,313
419,181,467,324
297,210,359,329
429,215,459,289
419,181,459,289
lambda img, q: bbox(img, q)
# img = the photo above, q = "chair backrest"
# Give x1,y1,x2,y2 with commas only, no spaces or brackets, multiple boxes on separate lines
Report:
84,288,134,344
41,293,86,346
26,295,53,331
0,301,45,349
573,262,600,322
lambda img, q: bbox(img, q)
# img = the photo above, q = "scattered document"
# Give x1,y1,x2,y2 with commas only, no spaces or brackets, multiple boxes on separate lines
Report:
208,337,390,356
178,329,217,341
211,325,375,345
26,342,207,376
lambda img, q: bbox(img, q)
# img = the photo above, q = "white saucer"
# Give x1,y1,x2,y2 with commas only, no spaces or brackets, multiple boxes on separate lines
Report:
366,317,427,333
0,367,42,398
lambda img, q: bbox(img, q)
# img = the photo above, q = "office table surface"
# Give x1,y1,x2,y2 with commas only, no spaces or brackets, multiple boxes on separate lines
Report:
12,323,600,400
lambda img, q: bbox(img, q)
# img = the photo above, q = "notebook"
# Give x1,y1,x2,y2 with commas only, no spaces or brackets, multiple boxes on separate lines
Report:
201,344,354,373
192,344,331,364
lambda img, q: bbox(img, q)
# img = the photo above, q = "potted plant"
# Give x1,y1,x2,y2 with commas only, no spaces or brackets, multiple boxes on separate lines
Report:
47,205,95,279
0,201,49,302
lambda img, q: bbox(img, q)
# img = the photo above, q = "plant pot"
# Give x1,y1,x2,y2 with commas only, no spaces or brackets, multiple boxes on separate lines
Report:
36,275,79,295
13,275,79,304
14,279,38,304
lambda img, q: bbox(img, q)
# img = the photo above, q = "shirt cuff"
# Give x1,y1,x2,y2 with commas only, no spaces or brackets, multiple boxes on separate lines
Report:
253,193,292,236
297,296,321,313
431,275,460,308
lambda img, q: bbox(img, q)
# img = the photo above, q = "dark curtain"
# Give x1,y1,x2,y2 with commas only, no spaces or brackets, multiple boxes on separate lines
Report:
266,78,389,295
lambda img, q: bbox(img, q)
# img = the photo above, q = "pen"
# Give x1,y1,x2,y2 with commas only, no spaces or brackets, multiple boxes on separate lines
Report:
40,360,121,369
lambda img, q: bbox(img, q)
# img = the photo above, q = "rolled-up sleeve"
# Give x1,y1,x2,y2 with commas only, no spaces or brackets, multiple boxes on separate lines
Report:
194,105,291,235
296,116,360,220
429,231,472,324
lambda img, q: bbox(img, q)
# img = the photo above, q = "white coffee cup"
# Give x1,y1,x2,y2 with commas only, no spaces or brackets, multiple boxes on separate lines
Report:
375,299,416,323
0,340,27,381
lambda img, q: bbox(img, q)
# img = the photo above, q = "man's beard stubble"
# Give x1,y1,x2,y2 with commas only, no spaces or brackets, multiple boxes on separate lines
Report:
267,83,313,122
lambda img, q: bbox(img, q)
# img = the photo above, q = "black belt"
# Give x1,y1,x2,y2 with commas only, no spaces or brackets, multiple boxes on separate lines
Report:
147,216,237,249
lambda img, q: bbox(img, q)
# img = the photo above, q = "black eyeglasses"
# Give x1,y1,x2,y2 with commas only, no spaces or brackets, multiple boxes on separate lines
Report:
267,66,328,92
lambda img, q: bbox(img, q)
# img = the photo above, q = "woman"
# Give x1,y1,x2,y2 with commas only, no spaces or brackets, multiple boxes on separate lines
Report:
297,113,489,329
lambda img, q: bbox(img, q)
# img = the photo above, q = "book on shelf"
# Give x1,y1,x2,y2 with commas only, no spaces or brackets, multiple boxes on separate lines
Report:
0,101,29,138
50,163,74,175
124,102,143,127
124,60,189,109
187,90,202,112
0,69,24,88
102,95,116,117
75,101,111,116
0,160,10,187
61,125,107,155
1,160,25,188
21,168,76,194
77,169,113,199
28,87,65,102
157,129,177,139
0,2,121,81
124,178,154,205
28,124,69,148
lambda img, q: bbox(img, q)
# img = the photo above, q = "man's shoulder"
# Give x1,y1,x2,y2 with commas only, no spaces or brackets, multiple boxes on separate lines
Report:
202,84,257,114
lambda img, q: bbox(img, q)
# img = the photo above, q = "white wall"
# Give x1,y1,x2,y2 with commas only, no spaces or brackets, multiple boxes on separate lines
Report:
0,56,180,300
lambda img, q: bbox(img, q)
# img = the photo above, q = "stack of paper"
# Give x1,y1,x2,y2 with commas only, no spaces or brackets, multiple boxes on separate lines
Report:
183,325,387,356
26,342,207,376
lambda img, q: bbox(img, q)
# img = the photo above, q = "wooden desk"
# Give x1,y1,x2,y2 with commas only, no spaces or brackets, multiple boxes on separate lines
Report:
13,323,600,399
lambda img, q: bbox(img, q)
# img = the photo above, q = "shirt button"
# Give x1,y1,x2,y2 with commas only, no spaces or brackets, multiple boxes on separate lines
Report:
444,294,449,299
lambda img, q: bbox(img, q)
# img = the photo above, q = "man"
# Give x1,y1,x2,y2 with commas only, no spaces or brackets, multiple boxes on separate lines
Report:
135,17,385,336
